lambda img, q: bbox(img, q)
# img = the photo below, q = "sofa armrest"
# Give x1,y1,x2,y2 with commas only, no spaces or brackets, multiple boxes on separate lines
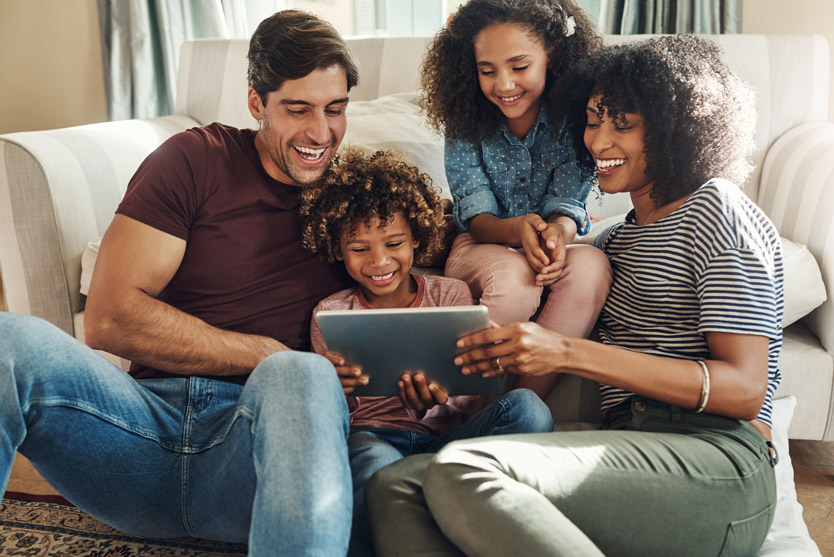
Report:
0,115,198,336
758,121,834,352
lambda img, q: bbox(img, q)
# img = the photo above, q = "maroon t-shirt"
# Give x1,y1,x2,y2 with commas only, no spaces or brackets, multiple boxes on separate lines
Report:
116,123,351,382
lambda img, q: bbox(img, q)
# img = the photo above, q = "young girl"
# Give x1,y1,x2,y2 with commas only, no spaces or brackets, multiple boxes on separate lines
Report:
421,0,612,399
369,35,782,557
300,148,554,557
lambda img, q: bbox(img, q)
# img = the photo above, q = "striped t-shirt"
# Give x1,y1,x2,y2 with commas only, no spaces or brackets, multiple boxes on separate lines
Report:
593,179,784,426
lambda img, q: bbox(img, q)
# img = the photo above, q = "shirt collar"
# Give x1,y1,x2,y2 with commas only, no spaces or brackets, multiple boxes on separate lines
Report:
498,104,551,146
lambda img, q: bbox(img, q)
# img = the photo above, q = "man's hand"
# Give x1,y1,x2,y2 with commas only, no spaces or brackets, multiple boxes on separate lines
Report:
398,372,449,417
323,352,369,394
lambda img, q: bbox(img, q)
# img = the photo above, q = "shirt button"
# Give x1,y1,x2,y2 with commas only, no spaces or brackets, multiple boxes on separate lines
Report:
545,159,551,166
520,177,526,183
517,203,524,209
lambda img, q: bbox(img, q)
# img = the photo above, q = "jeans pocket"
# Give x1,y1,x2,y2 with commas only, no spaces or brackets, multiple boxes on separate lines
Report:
718,504,773,557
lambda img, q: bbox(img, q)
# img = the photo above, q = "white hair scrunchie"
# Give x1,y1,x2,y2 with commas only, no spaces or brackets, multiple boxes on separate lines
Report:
564,15,576,37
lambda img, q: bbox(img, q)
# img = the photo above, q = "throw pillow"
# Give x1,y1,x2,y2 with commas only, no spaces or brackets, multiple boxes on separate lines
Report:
781,238,827,327
342,93,449,200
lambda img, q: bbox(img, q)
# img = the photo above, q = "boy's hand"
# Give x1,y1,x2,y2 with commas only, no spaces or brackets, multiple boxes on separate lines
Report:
324,352,369,394
398,372,449,416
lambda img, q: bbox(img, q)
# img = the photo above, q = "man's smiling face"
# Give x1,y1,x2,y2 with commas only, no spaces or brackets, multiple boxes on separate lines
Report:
248,65,349,187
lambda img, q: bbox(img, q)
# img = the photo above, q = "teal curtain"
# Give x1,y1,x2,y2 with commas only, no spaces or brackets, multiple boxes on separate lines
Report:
577,0,741,34
98,0,248,120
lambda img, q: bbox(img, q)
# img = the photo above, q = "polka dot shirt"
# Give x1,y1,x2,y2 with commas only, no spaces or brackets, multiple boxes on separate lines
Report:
446,106,592,233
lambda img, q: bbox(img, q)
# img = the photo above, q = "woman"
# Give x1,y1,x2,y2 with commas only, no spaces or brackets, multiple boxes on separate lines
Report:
366,35,782,557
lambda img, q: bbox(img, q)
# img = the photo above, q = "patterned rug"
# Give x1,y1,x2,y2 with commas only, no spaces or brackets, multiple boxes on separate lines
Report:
0,497,247,556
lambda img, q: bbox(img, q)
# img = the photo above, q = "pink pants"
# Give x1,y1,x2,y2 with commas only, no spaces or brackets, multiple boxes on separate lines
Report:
444,233,612,339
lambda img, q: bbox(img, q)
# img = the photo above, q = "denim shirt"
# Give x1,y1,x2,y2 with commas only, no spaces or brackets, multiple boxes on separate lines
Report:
445,106,592,234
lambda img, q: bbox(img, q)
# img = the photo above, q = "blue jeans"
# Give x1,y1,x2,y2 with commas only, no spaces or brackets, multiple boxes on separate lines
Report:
0,313,352,556
348,389,554,556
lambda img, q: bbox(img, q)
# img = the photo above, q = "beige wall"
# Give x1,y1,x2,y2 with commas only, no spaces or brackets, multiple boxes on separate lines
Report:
0,0,107,134
742,0,834,121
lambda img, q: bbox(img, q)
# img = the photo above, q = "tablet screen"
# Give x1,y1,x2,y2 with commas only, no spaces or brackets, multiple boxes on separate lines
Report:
317,305,503,396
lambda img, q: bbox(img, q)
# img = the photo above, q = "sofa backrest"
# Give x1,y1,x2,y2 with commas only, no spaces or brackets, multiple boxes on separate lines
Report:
175,37,433,132
176,34,829,207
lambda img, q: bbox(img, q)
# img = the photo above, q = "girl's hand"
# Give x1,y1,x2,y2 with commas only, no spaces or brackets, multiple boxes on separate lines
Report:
455,322,567,377
535,224,567,286
519,214,551,272
398,372,449,416
324,352,369,394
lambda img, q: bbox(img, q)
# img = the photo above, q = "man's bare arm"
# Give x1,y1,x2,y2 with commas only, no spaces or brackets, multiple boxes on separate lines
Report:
85,215,287,376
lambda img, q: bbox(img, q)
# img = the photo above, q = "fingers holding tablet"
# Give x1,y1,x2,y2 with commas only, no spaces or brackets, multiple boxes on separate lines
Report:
398,372,449,415
324,351,369,394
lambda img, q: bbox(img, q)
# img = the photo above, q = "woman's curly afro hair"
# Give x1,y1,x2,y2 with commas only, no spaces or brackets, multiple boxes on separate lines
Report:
555,34,757,207
420,0,601,144
300,148,446,265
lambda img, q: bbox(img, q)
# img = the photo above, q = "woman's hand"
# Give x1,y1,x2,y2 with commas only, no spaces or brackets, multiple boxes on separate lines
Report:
455,322,568,378
323,352,369,394
398,372,449,417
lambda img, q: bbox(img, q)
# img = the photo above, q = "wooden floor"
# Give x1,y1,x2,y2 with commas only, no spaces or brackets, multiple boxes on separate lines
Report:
792,439,834,556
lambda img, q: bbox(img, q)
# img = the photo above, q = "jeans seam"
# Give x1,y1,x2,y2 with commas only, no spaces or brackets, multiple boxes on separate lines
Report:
495,395,512,433
28,397,184,452
181,377,195,537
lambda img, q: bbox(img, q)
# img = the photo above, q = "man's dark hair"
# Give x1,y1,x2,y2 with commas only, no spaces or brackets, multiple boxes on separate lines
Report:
247,10,359,103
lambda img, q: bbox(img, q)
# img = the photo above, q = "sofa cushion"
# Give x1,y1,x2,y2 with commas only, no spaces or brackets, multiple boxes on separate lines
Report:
342,93,450,200
781,238,827,327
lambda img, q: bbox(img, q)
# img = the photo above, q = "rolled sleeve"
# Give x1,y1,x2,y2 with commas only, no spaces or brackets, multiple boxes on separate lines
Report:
445,140,500,230
540,154,593,235
540,196,589,234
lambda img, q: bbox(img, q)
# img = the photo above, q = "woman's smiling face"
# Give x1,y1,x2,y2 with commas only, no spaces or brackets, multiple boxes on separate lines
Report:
583,93,653,199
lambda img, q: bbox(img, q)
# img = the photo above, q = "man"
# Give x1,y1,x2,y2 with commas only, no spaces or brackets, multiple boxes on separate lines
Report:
0,11,357,555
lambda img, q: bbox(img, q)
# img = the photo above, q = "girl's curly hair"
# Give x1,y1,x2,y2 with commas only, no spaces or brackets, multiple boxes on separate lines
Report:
555,34,756,207
300,148,446,265
420,0,601,144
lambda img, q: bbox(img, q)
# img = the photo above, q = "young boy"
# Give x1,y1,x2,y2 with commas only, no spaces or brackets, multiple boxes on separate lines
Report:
301,148,554,556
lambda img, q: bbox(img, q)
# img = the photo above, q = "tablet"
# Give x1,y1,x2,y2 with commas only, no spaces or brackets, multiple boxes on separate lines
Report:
316,305,503,396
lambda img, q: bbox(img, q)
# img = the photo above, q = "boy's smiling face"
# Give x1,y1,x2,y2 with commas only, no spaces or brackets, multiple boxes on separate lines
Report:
339,212,419,309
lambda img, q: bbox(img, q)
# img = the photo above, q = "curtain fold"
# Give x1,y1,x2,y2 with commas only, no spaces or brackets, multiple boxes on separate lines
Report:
98,0,247,121
594,0,741,35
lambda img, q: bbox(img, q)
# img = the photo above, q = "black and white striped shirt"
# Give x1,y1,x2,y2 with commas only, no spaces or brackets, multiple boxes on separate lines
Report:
594,179,784,426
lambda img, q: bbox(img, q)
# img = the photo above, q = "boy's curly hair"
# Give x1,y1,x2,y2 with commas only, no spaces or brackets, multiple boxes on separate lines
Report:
420,0,601,144
555,35,756,208
300,148,446,265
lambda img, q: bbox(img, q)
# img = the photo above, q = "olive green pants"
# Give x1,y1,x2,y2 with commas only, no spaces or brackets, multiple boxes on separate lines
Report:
367,397,776,557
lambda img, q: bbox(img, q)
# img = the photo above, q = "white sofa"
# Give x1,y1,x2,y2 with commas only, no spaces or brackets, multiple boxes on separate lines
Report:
0,35,828,555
